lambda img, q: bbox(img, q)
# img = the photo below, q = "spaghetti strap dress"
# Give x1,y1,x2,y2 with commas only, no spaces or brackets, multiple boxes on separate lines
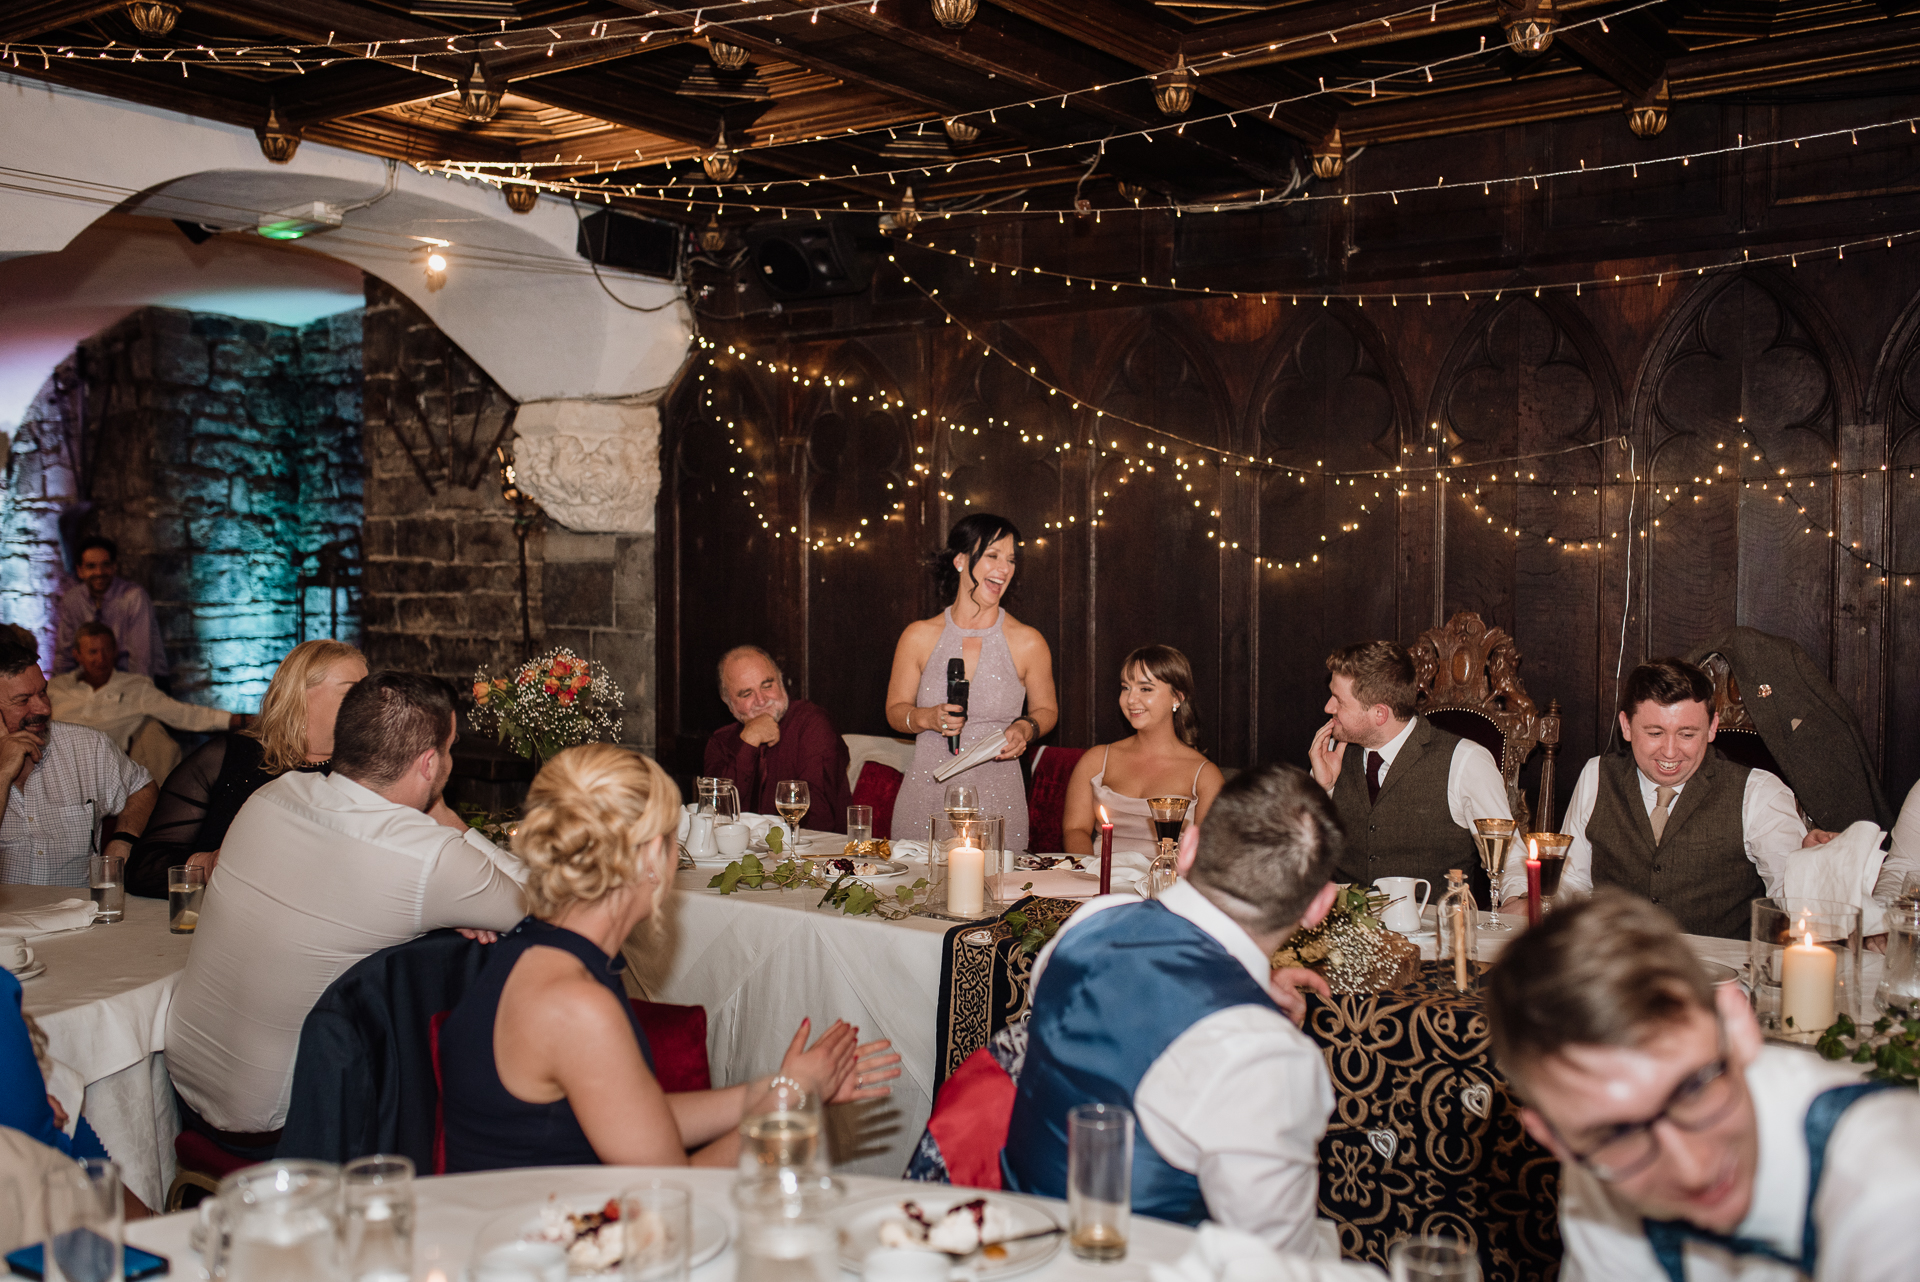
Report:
1090,749,1206,852
892,610,1031,854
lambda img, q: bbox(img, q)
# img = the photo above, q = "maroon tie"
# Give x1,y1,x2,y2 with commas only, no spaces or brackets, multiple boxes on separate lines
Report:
1366,750,1384,804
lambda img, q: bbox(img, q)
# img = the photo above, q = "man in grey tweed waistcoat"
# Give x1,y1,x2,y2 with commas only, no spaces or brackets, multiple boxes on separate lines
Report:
1310,640,1516,890
1506,659,1816,941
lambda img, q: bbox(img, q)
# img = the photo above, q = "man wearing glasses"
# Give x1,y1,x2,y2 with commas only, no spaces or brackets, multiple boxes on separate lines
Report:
1486,891,1920,1281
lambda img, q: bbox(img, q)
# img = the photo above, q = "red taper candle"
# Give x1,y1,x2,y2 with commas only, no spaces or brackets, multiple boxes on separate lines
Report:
1525,836,1543,928
1098,805,1114,895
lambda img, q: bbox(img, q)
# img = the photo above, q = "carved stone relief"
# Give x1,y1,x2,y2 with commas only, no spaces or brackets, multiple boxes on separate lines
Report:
511,399,661,534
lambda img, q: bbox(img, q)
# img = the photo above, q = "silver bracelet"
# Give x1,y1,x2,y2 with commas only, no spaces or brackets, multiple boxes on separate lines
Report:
769,1074,807,1097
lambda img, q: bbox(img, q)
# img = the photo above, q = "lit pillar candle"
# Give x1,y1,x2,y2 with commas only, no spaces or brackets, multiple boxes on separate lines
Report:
1525,838,1542,928
1098,805,1114,896
1781,929,1838,1035
950,845,986,915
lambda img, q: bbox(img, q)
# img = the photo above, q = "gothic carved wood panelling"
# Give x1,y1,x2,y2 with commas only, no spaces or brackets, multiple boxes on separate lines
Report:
801,347,918,737
1253,309,1405,767
664,238,1920,813
1879,290,1920,798
1642,273,1848,670
1091,321,1233,756
1435,297,1617,801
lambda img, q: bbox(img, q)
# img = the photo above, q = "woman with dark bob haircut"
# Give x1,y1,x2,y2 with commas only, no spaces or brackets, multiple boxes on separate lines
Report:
884,514,1058,853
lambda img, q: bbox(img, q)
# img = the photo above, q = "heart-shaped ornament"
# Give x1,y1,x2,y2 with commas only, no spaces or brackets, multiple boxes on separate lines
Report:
1367,1128,1398,1161
1461,1082,1493,1119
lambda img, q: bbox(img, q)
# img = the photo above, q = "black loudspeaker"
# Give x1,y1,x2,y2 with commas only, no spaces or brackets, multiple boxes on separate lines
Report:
744,219,874,299
576,209,682,281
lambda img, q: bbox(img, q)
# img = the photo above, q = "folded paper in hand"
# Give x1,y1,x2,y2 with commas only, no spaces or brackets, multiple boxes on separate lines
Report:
933,733,1005,783
1783,819,1889,936
0,898,98,939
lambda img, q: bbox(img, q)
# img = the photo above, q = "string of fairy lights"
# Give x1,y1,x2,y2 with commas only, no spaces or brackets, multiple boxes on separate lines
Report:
6,0,1665,178
681,232,1920,581
425,109,1920,218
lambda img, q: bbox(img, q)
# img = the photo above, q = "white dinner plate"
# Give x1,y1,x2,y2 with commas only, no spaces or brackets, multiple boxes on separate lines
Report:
834,1191,1061,1278
512,1197,730,1275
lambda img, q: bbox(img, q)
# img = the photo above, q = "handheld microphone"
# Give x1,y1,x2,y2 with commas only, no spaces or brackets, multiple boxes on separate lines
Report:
946,657,970,755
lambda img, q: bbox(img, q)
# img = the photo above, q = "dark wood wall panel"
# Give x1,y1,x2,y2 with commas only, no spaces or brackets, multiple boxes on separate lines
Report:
662,94,1920,819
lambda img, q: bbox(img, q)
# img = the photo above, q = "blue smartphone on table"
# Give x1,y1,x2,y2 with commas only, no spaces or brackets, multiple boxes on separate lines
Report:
5,1242,169,1280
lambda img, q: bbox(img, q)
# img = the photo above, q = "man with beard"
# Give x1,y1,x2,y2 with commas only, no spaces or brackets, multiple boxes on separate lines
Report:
53,537,168,682
704,645,851,832
0,627,156,885
164,672,527,1154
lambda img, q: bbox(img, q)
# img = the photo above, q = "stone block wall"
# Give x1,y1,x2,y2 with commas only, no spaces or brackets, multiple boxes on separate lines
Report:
3,306,363,708
359,277,656,756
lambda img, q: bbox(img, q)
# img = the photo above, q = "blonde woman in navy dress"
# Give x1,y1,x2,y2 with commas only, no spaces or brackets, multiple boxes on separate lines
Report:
1059,645,1225,856
885,515,1058,854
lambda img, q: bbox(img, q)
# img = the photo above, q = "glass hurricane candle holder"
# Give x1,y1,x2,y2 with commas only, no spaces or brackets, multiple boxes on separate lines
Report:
930,814,1001,918
1749,897,1862,1041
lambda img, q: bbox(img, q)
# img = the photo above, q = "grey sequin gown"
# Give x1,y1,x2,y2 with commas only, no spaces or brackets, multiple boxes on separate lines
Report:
892,609,1032,854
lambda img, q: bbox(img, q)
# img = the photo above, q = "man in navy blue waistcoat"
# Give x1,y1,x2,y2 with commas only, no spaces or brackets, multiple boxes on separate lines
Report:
1003,763,1344,1255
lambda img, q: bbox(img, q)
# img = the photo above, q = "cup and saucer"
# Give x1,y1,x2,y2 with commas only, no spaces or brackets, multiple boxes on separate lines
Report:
1,941,44,982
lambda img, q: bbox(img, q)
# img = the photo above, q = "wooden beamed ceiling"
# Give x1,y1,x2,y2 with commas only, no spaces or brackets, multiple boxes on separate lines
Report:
8,0,1920,227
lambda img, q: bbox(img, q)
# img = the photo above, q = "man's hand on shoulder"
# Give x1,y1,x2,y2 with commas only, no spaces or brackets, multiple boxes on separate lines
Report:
428,797,470,831
1268,967,1331,1026
1802,828,1837,847
740,712,782,748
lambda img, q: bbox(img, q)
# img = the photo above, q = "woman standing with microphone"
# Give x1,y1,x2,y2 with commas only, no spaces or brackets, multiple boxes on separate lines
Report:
885,515,1057,854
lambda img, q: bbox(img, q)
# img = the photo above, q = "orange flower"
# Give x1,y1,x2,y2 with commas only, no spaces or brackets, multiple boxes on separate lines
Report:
543,680,560,694
551,658,573,677
472,682,490,704
558,690,576,705
570,674,588,690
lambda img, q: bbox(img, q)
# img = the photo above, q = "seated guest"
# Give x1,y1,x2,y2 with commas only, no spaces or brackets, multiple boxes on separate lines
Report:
165,671,525,1152
1505,660,1811,941
2,964,108,1162
1309,640,1515,887
124,639,363,898
1487,891,1920,1281
0,630,156,886
50,622,245,784
1875,776,1920,905
441,743,899,1170
53,537,168,681
1060,645,1225,853
704,645,851,831
1004,764,1341,1253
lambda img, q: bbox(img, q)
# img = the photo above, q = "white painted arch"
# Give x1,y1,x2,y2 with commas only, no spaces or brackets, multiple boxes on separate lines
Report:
0,71,691,412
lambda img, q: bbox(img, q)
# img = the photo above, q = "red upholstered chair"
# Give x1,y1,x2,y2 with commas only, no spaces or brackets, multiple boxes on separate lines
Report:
851,762,905,840
165,1129,256,1211
629,1000,712,1093
923,1048,1017,1189
1024,746,1085,853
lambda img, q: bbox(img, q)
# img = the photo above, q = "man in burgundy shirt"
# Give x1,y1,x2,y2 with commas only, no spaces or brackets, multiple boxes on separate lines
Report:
703,646,851,832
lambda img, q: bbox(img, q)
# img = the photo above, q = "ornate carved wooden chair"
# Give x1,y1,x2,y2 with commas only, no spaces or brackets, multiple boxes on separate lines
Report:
1408,612,1561,832
1692,651,1788,781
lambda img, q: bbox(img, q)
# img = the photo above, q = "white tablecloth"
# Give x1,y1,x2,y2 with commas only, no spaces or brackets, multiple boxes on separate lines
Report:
5,883,191,1209
642,868,953,1178
126,1165,1202,1281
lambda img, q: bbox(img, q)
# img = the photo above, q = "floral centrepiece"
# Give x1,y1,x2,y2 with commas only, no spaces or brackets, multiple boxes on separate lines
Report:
469,648,623,763
1271,884,1421,994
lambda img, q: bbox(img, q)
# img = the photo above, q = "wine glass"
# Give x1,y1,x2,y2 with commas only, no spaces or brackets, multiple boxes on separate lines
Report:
1472,817,1518,931
1146,796,1190,897
943,782,980,822
775,780,809,850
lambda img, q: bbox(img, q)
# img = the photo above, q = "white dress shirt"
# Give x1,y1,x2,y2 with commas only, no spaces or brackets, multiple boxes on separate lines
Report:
1324,718,1520,870
1031,881,1335,1256
0,723,151,886
48,669,230,752
1505,757,1807,902
1557,1046,1920,1281
166,771,527,1132
1877,777,1920,905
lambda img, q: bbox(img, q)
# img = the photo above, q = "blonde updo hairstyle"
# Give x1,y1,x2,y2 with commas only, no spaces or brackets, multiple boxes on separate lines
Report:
513,744,683,921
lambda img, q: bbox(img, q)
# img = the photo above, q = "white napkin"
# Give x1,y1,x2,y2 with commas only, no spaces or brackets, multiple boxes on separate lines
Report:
0,898,97,939
1146,1224,1385,1282
1783,820,1888,936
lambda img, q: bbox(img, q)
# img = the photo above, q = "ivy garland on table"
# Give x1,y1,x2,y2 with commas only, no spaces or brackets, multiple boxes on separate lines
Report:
1817,1013,1920,1086
707,851,931,919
